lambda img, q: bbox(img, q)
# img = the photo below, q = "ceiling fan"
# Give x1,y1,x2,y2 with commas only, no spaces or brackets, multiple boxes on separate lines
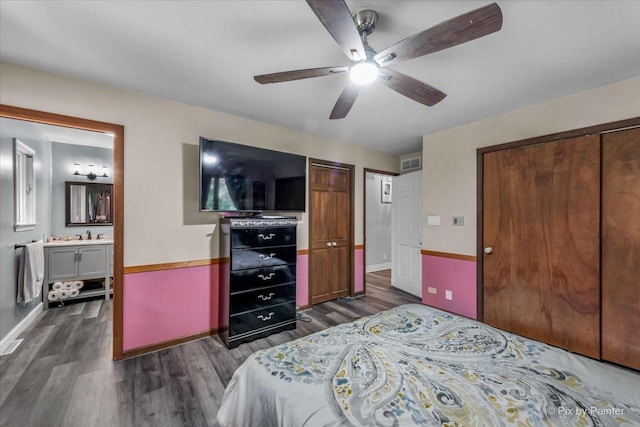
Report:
254,0,503,119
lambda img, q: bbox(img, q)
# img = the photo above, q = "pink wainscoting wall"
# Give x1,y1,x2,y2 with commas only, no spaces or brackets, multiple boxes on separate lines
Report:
422,254,477,319
354,247,364,294
123,248,361,351
296,253,309,308
122,264,219,351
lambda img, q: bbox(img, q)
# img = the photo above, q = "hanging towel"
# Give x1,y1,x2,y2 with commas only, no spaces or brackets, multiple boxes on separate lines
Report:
17,240,44,304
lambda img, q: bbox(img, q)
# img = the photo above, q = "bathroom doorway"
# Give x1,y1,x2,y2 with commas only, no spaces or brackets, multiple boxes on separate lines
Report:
0,104,124,360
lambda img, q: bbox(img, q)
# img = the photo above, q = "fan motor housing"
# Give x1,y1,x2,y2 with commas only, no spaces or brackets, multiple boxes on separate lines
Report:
353,10,378,36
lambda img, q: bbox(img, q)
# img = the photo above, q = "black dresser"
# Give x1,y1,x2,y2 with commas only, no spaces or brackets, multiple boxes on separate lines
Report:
219,217,297,348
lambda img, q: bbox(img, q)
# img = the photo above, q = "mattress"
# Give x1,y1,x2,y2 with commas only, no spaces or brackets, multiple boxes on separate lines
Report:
217,303,640,426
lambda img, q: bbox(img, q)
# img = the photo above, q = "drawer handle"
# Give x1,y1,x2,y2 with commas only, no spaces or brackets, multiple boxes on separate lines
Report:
258,233,276,240
257,292,275,301
257,312,275,321
258,273,275,281
259,253,276,260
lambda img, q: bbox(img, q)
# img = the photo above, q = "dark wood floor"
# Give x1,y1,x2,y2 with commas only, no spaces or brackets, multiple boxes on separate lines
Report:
365,268,392,290
0,270,416,427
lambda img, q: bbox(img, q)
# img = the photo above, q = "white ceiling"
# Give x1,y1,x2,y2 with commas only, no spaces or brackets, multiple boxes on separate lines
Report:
2,1,640,155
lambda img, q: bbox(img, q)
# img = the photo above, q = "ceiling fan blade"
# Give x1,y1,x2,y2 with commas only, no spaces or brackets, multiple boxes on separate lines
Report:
330,81,360,119
306,0,366,61
377,69,446,107
254,66,348,84
374,2,503,66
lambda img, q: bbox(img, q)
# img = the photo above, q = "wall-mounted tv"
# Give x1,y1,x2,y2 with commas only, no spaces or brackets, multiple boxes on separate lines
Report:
199,138,306,212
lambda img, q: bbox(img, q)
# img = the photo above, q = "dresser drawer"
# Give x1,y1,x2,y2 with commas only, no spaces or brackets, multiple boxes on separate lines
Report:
230,265,296,293
231,283,296,314
231,227,296,249
231,246,296,270
230,302,296,337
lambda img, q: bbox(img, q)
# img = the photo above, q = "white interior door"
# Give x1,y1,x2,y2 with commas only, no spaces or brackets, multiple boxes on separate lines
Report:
391,171,422,297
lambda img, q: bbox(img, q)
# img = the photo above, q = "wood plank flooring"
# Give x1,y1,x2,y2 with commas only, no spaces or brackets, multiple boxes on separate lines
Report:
0,270,417,427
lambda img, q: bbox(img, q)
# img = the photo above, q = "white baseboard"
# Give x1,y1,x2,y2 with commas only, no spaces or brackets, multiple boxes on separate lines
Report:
366,262,391,273
0,302,43,355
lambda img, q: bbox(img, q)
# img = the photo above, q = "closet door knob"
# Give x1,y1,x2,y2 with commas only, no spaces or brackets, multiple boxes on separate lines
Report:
326,242,332,247
332,242,337,247
484,247,493,254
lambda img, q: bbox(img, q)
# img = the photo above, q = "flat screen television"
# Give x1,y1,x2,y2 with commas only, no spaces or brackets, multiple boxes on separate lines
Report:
199,137,306,212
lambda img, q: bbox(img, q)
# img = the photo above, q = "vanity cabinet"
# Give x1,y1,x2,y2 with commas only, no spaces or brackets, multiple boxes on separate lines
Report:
43,241,113,309
219,217,297,348
47,246,106,280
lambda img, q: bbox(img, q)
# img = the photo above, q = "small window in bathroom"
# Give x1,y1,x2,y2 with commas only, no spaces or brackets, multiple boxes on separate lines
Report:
14,138,36,231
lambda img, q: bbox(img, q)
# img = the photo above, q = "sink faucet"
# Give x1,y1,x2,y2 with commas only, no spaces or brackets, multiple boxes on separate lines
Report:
75,234,83,240
97,234,104,240
87,230,92,240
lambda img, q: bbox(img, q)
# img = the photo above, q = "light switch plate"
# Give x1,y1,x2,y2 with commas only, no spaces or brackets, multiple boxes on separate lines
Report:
427,216,440,226
445,290,453,300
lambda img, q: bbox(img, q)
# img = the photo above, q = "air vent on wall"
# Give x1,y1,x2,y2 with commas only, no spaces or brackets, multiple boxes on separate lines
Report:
401,156,421,172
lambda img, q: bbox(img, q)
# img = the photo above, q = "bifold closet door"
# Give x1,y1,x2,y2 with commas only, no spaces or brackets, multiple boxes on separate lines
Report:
328,168,351,299
602,127,640,370
309,164,351,305
483,135,601,358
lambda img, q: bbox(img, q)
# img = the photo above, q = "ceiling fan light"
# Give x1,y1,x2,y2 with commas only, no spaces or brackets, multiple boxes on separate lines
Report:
349,61,378,85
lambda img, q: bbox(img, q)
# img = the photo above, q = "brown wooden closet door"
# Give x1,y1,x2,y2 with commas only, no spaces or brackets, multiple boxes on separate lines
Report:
602,127,640,370
310,165,333,304
309,164,352,305
329,169,350,299
483,135,601,358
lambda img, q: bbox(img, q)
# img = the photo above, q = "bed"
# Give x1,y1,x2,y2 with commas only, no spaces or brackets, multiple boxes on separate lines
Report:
217,304,640,426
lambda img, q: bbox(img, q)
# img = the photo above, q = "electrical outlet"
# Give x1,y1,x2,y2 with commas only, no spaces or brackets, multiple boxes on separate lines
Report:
383,254,387,261
428,287,437,294
445,290,453,300
453,216,464,226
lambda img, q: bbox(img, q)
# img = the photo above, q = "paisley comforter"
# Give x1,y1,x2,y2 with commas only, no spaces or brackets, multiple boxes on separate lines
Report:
217,304,640,426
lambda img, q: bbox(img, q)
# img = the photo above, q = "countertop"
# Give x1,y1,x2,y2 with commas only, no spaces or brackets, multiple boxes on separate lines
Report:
44,239,113,247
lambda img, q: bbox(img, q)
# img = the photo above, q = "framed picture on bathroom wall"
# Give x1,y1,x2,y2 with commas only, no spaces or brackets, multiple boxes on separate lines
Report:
381,181,392,203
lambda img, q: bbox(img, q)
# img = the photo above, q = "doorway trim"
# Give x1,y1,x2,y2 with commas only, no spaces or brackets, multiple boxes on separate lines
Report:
0,104,125,360
362,168,399,296
476,116,640,322
308,157,355,306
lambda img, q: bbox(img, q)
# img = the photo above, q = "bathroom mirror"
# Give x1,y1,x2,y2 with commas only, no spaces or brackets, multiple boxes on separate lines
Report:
65,181,113,226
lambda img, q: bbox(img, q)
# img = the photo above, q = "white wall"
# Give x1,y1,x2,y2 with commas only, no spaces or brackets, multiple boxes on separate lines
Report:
0,62,399,267
422,76,640,256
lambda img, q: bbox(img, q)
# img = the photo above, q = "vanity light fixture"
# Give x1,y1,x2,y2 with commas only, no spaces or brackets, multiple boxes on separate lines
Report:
73,163,109,180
